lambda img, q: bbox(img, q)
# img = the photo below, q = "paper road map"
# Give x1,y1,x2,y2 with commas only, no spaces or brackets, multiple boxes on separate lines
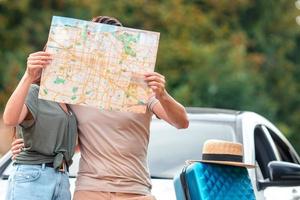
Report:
39,16,160,113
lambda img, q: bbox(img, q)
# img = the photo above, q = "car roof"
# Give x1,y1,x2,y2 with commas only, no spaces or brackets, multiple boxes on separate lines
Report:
152,107,244,144
185,107,241,115
182,107,242,123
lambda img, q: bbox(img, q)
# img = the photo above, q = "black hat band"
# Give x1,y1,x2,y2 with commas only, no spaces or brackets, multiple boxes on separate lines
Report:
202,153,243,163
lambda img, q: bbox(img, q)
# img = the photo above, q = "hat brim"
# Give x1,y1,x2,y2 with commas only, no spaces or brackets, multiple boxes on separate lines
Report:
186,159,256,168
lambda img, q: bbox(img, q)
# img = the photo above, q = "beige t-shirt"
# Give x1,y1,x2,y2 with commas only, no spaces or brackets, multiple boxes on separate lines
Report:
70,98,158,195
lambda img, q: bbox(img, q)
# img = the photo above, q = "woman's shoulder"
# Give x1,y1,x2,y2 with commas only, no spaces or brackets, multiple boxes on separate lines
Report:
25,84,40,102
30,83,40,90
28,84,40,94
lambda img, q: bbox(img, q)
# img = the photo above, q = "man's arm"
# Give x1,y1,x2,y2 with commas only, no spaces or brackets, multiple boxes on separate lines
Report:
144,72,189,129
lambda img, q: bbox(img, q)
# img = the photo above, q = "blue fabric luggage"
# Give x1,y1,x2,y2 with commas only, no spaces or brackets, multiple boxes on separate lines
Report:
173,162,256,200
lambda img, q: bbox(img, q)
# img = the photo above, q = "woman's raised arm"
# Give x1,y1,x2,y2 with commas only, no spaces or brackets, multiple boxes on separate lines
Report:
3,51,51,126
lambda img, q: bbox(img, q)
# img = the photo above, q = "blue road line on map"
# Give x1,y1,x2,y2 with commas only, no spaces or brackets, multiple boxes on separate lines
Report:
52,16,86,28
51,16,117,33
47,45,64,49
98,24,117,32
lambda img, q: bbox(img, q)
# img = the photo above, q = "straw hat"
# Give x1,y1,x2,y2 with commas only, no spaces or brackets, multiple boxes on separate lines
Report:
187,140,255,168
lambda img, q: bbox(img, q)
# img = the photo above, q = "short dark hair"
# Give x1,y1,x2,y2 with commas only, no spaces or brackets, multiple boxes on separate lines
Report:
92,16,123,27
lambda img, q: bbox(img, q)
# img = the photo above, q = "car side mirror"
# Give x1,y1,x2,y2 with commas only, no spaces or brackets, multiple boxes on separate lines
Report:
257,161,300,191
268,161,300,181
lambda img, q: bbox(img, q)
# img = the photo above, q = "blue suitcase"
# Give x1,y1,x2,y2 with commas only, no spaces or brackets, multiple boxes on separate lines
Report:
173,162,256,200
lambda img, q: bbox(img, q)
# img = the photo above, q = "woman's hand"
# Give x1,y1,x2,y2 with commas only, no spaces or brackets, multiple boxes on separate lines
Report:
11,138,24,160
3,51,52,127
25,51,52,83
144,72,167,100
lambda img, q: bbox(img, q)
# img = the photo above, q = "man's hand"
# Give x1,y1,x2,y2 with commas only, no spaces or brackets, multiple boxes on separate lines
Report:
11,138,24,160
144,72,189,129
144,72,167,100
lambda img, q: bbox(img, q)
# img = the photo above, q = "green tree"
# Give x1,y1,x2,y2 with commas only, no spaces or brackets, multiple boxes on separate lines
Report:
1,0,300,152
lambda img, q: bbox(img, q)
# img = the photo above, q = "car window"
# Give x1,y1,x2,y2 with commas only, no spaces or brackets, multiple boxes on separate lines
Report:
69,119,237,179
1,162,13,179
69,152,80,177
254,125,300,181
147,119,236,179
2,118,237,180
267,128,300,165
254,125,277,180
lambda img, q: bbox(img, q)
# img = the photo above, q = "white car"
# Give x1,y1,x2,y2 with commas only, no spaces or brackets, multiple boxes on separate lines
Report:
1,107,300,200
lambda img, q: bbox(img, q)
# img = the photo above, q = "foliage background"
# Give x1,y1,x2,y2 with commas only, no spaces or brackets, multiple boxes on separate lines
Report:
1,0,300,153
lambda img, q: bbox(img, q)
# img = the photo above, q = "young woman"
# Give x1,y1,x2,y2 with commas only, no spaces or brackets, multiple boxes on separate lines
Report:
3,51,78,200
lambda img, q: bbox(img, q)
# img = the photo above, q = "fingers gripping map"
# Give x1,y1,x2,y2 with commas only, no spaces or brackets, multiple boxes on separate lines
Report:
39,16,160,113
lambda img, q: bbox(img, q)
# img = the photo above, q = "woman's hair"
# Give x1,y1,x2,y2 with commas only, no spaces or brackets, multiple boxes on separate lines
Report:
92,16,123,26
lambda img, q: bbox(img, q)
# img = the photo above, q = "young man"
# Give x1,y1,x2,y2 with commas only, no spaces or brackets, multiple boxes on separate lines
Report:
71,16,189,200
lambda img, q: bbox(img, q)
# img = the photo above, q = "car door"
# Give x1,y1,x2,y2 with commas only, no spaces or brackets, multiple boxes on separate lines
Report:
254,125,300,200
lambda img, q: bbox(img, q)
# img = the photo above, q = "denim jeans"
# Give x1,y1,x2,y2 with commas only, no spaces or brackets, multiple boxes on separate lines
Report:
5,164,71,200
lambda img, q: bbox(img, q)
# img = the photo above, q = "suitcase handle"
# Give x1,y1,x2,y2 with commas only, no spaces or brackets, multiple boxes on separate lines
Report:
180,164,192,200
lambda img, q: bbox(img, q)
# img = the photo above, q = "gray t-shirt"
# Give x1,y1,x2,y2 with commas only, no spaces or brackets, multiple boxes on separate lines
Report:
15,84,78,169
